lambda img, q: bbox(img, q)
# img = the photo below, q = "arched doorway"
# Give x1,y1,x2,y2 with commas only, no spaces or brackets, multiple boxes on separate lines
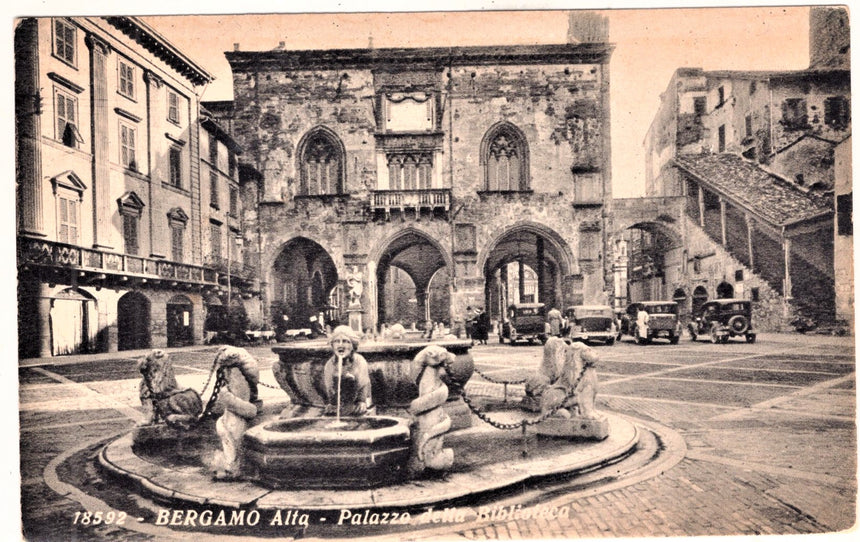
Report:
118,292,151,351
50,288,97,356
271,238,338,332
166,295,194,347
692,285,709,315
716,282,735,299
673,287,689,319
483,225,571,325
375,229,449,331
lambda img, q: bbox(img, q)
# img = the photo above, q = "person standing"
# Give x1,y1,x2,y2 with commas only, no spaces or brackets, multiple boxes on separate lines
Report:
547,307,563,337
475,307,490,345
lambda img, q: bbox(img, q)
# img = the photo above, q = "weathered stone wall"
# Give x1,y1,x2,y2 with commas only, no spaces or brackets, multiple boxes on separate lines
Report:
230,49,612,330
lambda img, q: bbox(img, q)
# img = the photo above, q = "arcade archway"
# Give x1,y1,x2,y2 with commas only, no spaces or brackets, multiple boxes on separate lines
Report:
483,225,572,324
376,230,449,330
270,238,338,331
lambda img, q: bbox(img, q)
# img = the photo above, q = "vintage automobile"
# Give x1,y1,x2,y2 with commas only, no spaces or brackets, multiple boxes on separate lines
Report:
688,298,757,343
499,302,548,345
620,301,682,345
563,305,617,345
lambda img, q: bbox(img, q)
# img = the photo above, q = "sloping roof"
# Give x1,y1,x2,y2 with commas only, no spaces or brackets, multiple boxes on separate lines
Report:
673,154,832,227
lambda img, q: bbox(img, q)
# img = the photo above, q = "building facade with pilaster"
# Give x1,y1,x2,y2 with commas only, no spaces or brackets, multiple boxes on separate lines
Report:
15,17,256,358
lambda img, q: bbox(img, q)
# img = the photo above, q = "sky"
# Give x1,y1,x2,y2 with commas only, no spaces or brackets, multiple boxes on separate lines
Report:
129,2,815,197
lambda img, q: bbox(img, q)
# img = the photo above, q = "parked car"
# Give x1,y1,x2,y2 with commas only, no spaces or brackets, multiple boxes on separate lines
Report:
563,305,617,345
499,303,548,345
688,298,756,343
621,301,682,345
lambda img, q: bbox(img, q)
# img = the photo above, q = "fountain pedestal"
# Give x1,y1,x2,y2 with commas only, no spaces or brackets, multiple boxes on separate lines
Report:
243,416,412,488
272,339,474,429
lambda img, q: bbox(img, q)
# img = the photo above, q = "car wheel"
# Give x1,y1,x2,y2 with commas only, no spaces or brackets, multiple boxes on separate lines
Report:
606,337,615,346
498,334,505,344
721,335,730,344
746,333,756,344
728,315,750,334
670,335,679,345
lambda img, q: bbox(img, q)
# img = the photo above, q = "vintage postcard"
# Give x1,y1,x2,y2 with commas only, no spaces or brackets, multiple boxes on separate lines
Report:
11,2,856,541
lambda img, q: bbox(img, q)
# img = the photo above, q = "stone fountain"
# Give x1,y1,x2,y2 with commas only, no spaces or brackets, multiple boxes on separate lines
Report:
97,332,648,519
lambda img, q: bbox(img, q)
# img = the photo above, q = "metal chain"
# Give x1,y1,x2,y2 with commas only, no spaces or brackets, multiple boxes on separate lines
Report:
460,361,589,431
472,366,529,385
258,381,282,390
197,368,227,422
195,357,221,396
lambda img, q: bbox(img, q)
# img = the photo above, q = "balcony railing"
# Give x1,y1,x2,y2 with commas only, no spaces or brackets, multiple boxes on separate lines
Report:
371,189,451,215
18,236,220,285
203,255,258,281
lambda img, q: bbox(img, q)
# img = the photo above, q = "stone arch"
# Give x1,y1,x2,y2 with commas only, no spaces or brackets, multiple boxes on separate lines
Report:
692,285,709,314
717,281,735,299
50,287,98,356
480,221,575,322
480,121,530,191
269,237,338,331
369,226,453,330
118,291,151,351
295,126,346,196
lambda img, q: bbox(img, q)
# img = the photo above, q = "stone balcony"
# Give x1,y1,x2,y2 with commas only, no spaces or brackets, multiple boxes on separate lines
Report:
17,235,256,293
371,188,451,220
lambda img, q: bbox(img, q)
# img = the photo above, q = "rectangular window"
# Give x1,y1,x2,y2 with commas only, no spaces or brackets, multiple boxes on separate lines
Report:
123,214,139,255
57,193,78,244
837,193,853,236
228,153,237,178
824,96,850,130
53,19,76,65
55,88,80,148
119,60,135,99
169,147,182,188
229,186,238,216
171,227,184,261
210,172,219,208
718,125,726,152
209,134,218,165
167,90,180,124
693,96,707,117
745,115,753,138
717,86,725,107
782,98,808,129
210,223,222,259
120,123,137,171
749,80,757,95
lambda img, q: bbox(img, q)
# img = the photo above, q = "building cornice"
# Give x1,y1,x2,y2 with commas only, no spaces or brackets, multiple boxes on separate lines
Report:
225,43,614,72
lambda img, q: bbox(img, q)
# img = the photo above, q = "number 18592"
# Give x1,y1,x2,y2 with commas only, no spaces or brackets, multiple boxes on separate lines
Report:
72,510,127,525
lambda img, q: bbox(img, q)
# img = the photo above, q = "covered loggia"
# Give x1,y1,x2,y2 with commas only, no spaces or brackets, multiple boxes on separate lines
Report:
270,237,339,331
483,225,572,324
375,229,450,330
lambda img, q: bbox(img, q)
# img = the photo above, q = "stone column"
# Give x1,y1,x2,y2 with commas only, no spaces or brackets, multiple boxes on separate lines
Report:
86,33,113,249
536,236,545,304
719,197,727,246
518,260,525,303
37,291,53,358
745,215,755,270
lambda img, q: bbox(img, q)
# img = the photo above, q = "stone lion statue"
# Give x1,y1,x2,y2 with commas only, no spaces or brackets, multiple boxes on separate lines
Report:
138,349,203,427
539,340,600,419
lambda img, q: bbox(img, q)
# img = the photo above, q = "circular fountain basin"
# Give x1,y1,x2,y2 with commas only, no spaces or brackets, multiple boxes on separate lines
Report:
243,416,412,489
272,339,474,409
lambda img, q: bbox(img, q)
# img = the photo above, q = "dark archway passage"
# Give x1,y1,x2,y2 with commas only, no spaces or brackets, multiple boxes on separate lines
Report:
118,292,151,351
270,238,338,331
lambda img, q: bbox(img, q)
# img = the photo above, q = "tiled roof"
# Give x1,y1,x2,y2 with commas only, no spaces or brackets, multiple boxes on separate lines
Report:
673,154,832,226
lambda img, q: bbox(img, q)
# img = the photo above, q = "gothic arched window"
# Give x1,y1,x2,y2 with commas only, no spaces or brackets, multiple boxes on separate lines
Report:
482,123,529,192
298,128,344,196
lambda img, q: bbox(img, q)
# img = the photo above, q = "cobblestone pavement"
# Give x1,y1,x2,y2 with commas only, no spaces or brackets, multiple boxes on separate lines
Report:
15,333,858,541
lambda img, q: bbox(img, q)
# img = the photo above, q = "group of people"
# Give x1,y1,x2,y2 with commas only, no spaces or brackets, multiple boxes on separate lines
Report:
465,306,491,345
